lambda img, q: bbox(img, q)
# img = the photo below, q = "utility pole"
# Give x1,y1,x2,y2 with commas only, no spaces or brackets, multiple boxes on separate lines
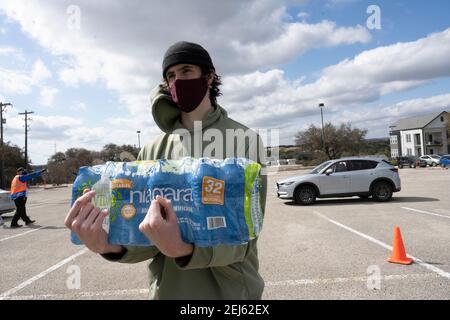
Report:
0,102,12,189
18,110,34,169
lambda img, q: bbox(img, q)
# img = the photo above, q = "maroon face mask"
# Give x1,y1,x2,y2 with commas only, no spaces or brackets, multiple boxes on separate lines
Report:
169,77,208,113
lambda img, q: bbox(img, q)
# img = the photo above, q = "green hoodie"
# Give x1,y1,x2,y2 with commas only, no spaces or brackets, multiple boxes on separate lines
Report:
102,86,267,300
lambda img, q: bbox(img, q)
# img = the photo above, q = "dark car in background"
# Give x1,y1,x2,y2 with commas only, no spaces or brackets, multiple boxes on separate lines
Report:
396,156,417,169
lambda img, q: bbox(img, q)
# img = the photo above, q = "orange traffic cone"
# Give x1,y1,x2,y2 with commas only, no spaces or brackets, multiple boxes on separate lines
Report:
387,227,413,265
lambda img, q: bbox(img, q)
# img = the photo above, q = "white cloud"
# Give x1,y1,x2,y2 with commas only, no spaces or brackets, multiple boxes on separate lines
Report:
39,86,59,107
1,1,449,151
0,45,19,56
220,27,450,132
297,12,309,19
0,57,53,96
339,93,450,126
31,59,52,85
229,20,370,72
69,102,87,111
0,0,371,118
0,66,32,94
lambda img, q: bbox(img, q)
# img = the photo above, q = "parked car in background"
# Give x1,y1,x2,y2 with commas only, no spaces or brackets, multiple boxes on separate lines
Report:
439,154,450,168
0,188,15,215
418,158,428,167
396,156,417,168
276,157,401,205
419,155,441,167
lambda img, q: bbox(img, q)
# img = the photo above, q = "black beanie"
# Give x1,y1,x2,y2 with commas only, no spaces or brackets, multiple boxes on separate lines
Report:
162,41,215,78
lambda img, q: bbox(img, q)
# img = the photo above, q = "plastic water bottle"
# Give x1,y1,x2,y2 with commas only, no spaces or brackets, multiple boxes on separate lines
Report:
91,170,112,234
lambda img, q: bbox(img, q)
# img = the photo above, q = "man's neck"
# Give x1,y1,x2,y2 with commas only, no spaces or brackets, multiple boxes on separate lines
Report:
181,94,213,131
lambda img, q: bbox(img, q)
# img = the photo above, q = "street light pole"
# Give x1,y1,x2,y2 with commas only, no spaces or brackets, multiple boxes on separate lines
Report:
319,103,325,151
0,102,12,189
137,130,141,150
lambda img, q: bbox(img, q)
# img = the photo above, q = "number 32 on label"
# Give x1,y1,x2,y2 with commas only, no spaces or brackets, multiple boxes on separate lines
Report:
202,176,225,205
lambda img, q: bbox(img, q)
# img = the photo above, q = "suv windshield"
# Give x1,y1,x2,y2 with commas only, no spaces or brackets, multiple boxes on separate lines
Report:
431,155,441,159
310,161,332,174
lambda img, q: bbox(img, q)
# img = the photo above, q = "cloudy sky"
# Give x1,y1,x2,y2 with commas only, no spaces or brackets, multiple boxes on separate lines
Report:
1,0,449,164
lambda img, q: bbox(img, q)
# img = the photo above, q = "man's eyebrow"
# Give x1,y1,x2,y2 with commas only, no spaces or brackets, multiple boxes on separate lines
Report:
166,65,193,78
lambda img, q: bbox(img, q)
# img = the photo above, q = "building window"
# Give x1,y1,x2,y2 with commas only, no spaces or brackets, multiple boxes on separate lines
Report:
390,136,397,144
415,134,421,145
428,134,433,143
441,116,444,122
407,148,412,156
391,149,398,157
406,134,411,143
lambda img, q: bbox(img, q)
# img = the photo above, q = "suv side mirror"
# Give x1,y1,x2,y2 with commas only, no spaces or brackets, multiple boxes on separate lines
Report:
325,168,333,176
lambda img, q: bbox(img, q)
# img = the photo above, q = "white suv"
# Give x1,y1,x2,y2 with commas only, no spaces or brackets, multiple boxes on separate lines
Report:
276,157,401,205
419,155,441,167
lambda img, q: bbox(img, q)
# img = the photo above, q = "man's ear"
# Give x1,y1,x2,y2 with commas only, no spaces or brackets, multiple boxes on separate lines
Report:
207,70,215,86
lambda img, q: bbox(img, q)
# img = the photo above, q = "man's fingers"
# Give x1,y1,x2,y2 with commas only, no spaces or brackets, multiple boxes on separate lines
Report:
64,190,96,229
93,209,108,230
157,196,177,222
73,202,95,229
83,188,91,195
84,206,101,227
141,199,163,231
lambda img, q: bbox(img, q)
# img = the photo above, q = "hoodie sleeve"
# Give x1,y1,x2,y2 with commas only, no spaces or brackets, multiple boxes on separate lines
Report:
174,239,256,269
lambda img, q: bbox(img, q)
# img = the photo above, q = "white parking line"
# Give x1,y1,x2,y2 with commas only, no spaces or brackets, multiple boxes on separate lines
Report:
313,211,450,280
0,226,46,242
4,288,149,300
265,273,439,287
0,248,89,300
3,273,441,299
401,207,450,220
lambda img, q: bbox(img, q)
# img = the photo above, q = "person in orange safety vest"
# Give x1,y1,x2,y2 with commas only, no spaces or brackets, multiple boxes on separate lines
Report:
10,167,47,228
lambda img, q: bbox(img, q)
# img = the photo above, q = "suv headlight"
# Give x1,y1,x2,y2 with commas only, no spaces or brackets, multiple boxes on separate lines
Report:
279,181,294,186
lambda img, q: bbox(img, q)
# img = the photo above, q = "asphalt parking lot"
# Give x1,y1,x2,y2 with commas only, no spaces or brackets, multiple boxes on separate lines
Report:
0,167,449,300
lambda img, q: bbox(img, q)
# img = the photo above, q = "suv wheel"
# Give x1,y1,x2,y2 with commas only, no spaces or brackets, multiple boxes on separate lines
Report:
432,162,437,167
294,185,317,205
371,182,393,202
398,164,403,169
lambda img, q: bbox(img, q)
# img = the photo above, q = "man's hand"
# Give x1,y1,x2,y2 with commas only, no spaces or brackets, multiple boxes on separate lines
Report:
139,196,193,258
64,189,124,255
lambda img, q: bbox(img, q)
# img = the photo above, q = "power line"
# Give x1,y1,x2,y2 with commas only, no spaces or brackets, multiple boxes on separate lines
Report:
0,101,12,189
18,110,34,168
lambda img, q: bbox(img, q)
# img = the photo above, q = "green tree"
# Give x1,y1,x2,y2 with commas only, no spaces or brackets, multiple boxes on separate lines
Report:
295,122,368,160
1,142,28,189
100,144,139,161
